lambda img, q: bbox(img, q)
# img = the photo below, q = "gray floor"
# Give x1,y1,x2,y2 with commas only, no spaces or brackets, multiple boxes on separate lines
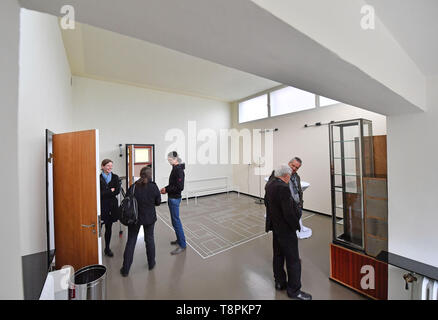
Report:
157,193,281,258
103,193,365,300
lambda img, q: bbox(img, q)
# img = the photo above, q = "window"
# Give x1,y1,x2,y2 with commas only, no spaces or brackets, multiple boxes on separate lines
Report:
270,86,315,117
134,146,151,164
237,86,344,122
238,94,268,123
319,95,340,107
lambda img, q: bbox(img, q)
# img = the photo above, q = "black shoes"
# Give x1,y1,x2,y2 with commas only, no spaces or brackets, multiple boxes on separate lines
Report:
275,282,287,291
104,249,114,257
148,261,156,270
120,268,128,277
275,282,311,300
170,240,178,245
288,290,312,300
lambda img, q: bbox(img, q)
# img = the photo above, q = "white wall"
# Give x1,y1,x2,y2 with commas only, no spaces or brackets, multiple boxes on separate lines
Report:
387,75,438,298
0,0,23,300
232,102,387,215
72,76,233,199
18,9,73,256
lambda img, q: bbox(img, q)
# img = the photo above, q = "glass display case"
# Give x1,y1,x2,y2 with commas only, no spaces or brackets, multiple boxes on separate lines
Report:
329,119,374,251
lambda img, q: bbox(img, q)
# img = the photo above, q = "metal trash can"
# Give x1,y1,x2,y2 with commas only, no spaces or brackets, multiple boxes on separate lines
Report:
69,265,107,300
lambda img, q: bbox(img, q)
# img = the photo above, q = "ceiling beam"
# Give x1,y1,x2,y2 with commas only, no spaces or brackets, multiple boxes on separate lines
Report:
19,0,426,115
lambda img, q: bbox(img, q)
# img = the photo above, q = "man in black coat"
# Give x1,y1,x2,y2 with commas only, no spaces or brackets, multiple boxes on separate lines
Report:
264,165,312,300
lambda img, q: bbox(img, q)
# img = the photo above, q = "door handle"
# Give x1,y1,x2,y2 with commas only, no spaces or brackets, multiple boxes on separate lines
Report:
81,223,96,228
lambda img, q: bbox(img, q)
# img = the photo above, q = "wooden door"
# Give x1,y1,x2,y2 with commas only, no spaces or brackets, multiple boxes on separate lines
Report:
53,129,101,270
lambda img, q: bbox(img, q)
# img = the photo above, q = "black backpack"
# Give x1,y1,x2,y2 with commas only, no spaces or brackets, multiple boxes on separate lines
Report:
119,184,138,226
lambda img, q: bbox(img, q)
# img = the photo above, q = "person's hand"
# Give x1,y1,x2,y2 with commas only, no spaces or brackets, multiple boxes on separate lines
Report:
160,188,166,194
111,188,115,192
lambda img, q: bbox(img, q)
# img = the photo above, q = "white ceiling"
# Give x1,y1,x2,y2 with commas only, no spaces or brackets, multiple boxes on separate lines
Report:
20,0,426,115
366,0,438,77
60,22,280,102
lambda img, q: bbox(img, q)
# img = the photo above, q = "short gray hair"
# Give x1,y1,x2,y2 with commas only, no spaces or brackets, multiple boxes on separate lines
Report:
274,164,292,177
167,151,182,164
289,157,302,164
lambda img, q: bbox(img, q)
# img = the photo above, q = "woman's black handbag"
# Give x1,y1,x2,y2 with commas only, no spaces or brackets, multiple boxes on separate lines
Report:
119,184,138,226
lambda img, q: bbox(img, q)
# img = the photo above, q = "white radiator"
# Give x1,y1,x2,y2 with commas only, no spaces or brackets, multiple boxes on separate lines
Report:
421,277,438,300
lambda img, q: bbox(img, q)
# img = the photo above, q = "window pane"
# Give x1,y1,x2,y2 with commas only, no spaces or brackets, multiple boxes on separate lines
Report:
270,86,315,116
320,95,340,107
134,148,150,163
238,94,268,123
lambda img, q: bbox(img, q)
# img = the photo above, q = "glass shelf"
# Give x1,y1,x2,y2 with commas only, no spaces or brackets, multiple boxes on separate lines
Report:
333,188,359,194
329,118,374,252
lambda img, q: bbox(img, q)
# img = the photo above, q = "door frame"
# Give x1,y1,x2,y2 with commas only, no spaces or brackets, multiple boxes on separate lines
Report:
45,129,55,270
95,130,102,265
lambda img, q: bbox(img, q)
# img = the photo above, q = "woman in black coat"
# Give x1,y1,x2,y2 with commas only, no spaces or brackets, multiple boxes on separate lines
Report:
120,166,161,276
100,159,121,257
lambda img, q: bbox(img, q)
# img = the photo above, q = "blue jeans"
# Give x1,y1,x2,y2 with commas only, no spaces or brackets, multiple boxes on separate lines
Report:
168,197,186,249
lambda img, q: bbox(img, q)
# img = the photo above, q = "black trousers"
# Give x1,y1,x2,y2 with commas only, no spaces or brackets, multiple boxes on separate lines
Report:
104,221,113,250
122,222,155,273
272,231,301,296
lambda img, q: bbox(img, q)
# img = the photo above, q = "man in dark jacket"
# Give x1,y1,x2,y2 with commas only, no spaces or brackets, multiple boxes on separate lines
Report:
264,170,276,233
288,157,304,217
264,164,312,300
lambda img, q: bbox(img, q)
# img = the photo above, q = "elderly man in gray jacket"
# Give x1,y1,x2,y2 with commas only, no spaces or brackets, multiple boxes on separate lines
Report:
288,157,304,216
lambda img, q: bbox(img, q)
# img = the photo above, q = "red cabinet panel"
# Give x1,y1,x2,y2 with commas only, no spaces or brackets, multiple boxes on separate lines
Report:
330,243,388,300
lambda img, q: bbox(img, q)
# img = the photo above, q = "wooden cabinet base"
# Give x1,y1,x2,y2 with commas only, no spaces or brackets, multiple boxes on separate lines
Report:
330,243,388,300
